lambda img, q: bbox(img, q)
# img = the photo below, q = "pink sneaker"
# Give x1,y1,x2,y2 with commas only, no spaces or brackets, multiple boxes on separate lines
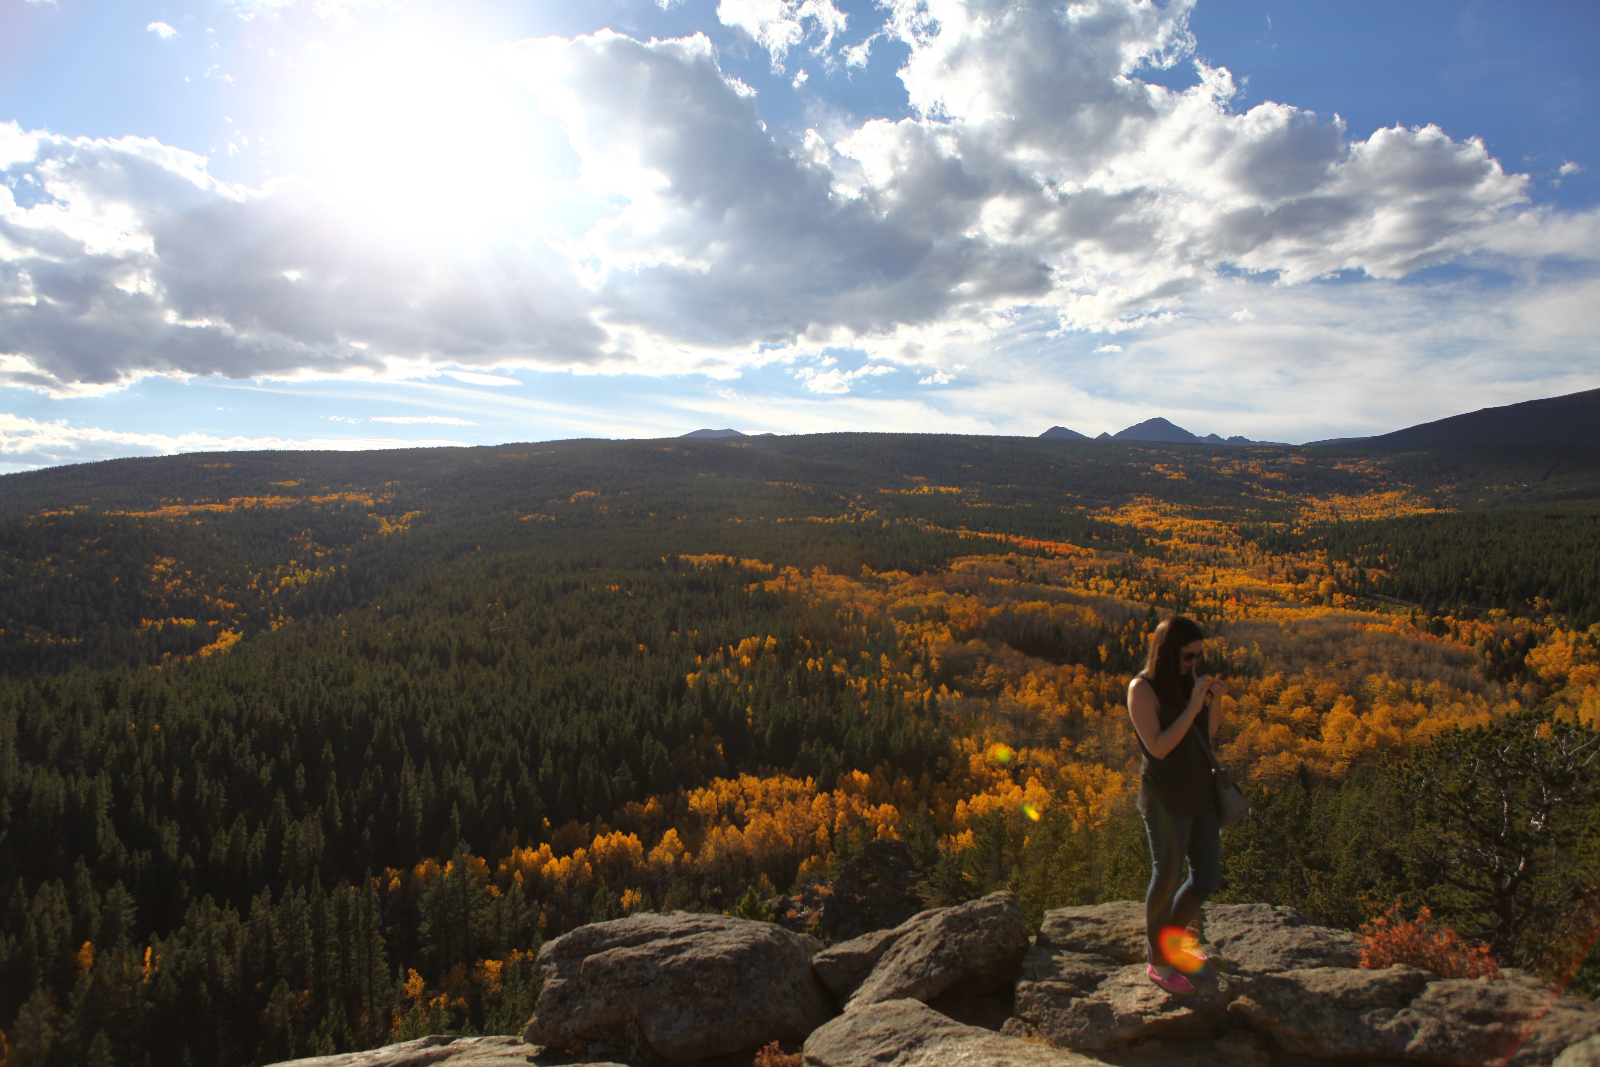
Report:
1147,965,1196,995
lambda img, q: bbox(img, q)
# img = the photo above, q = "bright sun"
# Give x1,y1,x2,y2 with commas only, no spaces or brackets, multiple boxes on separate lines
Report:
293,21,562,238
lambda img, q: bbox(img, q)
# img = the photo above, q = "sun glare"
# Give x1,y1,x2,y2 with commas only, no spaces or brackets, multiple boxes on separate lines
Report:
293,21,561,237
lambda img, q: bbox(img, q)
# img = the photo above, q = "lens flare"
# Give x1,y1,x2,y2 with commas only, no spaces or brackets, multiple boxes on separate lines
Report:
1158,926,1208,975
989,743,1014,764
1021,802,1041,821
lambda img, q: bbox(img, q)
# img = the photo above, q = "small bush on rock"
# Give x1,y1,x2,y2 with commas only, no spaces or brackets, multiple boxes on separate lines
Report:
754,1041,803,1067
1359,904,1500,979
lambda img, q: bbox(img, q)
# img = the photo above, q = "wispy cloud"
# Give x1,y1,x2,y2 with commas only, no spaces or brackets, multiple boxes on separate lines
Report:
370,415,479,425
146,21,178,39
445,371,521,387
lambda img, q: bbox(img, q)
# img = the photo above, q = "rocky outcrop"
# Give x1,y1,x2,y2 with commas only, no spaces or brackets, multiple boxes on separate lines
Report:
261,1035,621,1067
1228,965,1591,1067
1204,903,1362,972
844,891,1030,1008
803,998,1100,1067
278,898,1600,1067
524,911,831,1063
1009,956,1236,1050
811,927,902,1001
1013,902,1600,1066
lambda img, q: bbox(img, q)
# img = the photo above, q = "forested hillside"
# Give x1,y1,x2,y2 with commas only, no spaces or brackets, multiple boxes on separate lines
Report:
2,434,1597,1066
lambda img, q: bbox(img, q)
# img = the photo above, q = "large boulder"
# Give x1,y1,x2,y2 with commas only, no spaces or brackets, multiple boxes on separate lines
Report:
1010,948,1235,1050
261,1035,606,1067
1030,900,1360,974
802,998,1103,1067
1202,903,1361,973
812,928,902,1001
845,891,1031,1008
1033,901,1147,963
1228,965,1598,1067
524,912,832,1063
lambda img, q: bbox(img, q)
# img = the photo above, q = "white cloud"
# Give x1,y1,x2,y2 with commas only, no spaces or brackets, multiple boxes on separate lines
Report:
1093,343,1123,353
3,0,1595,413
715,0,849,70
1559,161,1584,176
370,414,479,425
0,124,602,396
1229,309,1256,321
796,362,895,392
0,413,464,473
501,3,1568,384
147,22,179,39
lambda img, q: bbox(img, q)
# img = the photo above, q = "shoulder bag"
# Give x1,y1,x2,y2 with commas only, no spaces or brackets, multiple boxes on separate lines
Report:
1195,719,1250,828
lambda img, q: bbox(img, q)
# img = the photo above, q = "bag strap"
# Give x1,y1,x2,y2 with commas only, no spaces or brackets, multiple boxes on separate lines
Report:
1192,696,1224,772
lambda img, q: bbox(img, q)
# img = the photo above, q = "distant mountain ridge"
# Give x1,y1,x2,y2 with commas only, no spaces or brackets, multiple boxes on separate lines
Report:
1306,387,1600,449
1040,417,1280,446
680,428,778,438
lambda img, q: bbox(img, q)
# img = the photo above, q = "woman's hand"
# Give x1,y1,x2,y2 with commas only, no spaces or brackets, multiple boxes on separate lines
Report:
1195,676,1227,737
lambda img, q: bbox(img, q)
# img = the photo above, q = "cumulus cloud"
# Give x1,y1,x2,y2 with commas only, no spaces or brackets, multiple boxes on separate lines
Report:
0,125,603,396
4,0,1594,401
505,0,1563,376
147,22,178,39
796,362,895,392
0,413,463,473
370,414,478,425
716,0,849,70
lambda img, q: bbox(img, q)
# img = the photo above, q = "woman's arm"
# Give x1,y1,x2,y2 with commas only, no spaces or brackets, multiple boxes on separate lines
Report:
1201,677,1227,740
1128,676,1216,759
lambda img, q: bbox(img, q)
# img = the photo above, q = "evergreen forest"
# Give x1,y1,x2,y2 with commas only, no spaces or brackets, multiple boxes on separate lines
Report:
1,433,1597,1066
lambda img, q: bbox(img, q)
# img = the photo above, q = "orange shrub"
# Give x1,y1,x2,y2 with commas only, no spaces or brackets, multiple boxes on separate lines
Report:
1358,904,1499,979
754,1041,803,1067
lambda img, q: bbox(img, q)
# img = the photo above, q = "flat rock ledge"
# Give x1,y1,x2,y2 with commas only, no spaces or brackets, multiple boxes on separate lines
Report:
261,1034,618,1067
804,998,1101,1067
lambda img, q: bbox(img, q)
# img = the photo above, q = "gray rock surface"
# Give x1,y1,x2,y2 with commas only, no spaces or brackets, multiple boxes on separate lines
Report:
1555,1034,1600,1067
1227,965,1589,1067
846,891,1031,1009
1201,904,1361,973
1013,956,1235,1050
525,911,832,1063
1034,901,1148,963
1517,998,1600,1067
261,1035,606,1067
803,998,1102,1067
812,927,903,1000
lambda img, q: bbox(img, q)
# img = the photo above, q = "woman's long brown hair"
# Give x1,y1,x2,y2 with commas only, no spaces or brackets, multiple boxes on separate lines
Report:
1143,614,1204,706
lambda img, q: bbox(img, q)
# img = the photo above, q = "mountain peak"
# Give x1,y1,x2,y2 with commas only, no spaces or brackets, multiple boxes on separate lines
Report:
1111,417,1201,444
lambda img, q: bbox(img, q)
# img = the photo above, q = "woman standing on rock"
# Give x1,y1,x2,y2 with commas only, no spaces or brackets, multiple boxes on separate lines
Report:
1127,615,1227,995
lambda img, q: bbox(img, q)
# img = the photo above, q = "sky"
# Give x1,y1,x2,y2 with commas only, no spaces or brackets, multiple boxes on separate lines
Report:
1,0,1597,470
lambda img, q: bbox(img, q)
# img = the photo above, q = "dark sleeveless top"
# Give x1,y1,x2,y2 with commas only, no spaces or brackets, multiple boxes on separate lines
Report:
1134,673,1216,816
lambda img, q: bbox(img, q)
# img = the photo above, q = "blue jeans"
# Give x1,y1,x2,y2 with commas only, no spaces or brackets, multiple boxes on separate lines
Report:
1142,801,1222,965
